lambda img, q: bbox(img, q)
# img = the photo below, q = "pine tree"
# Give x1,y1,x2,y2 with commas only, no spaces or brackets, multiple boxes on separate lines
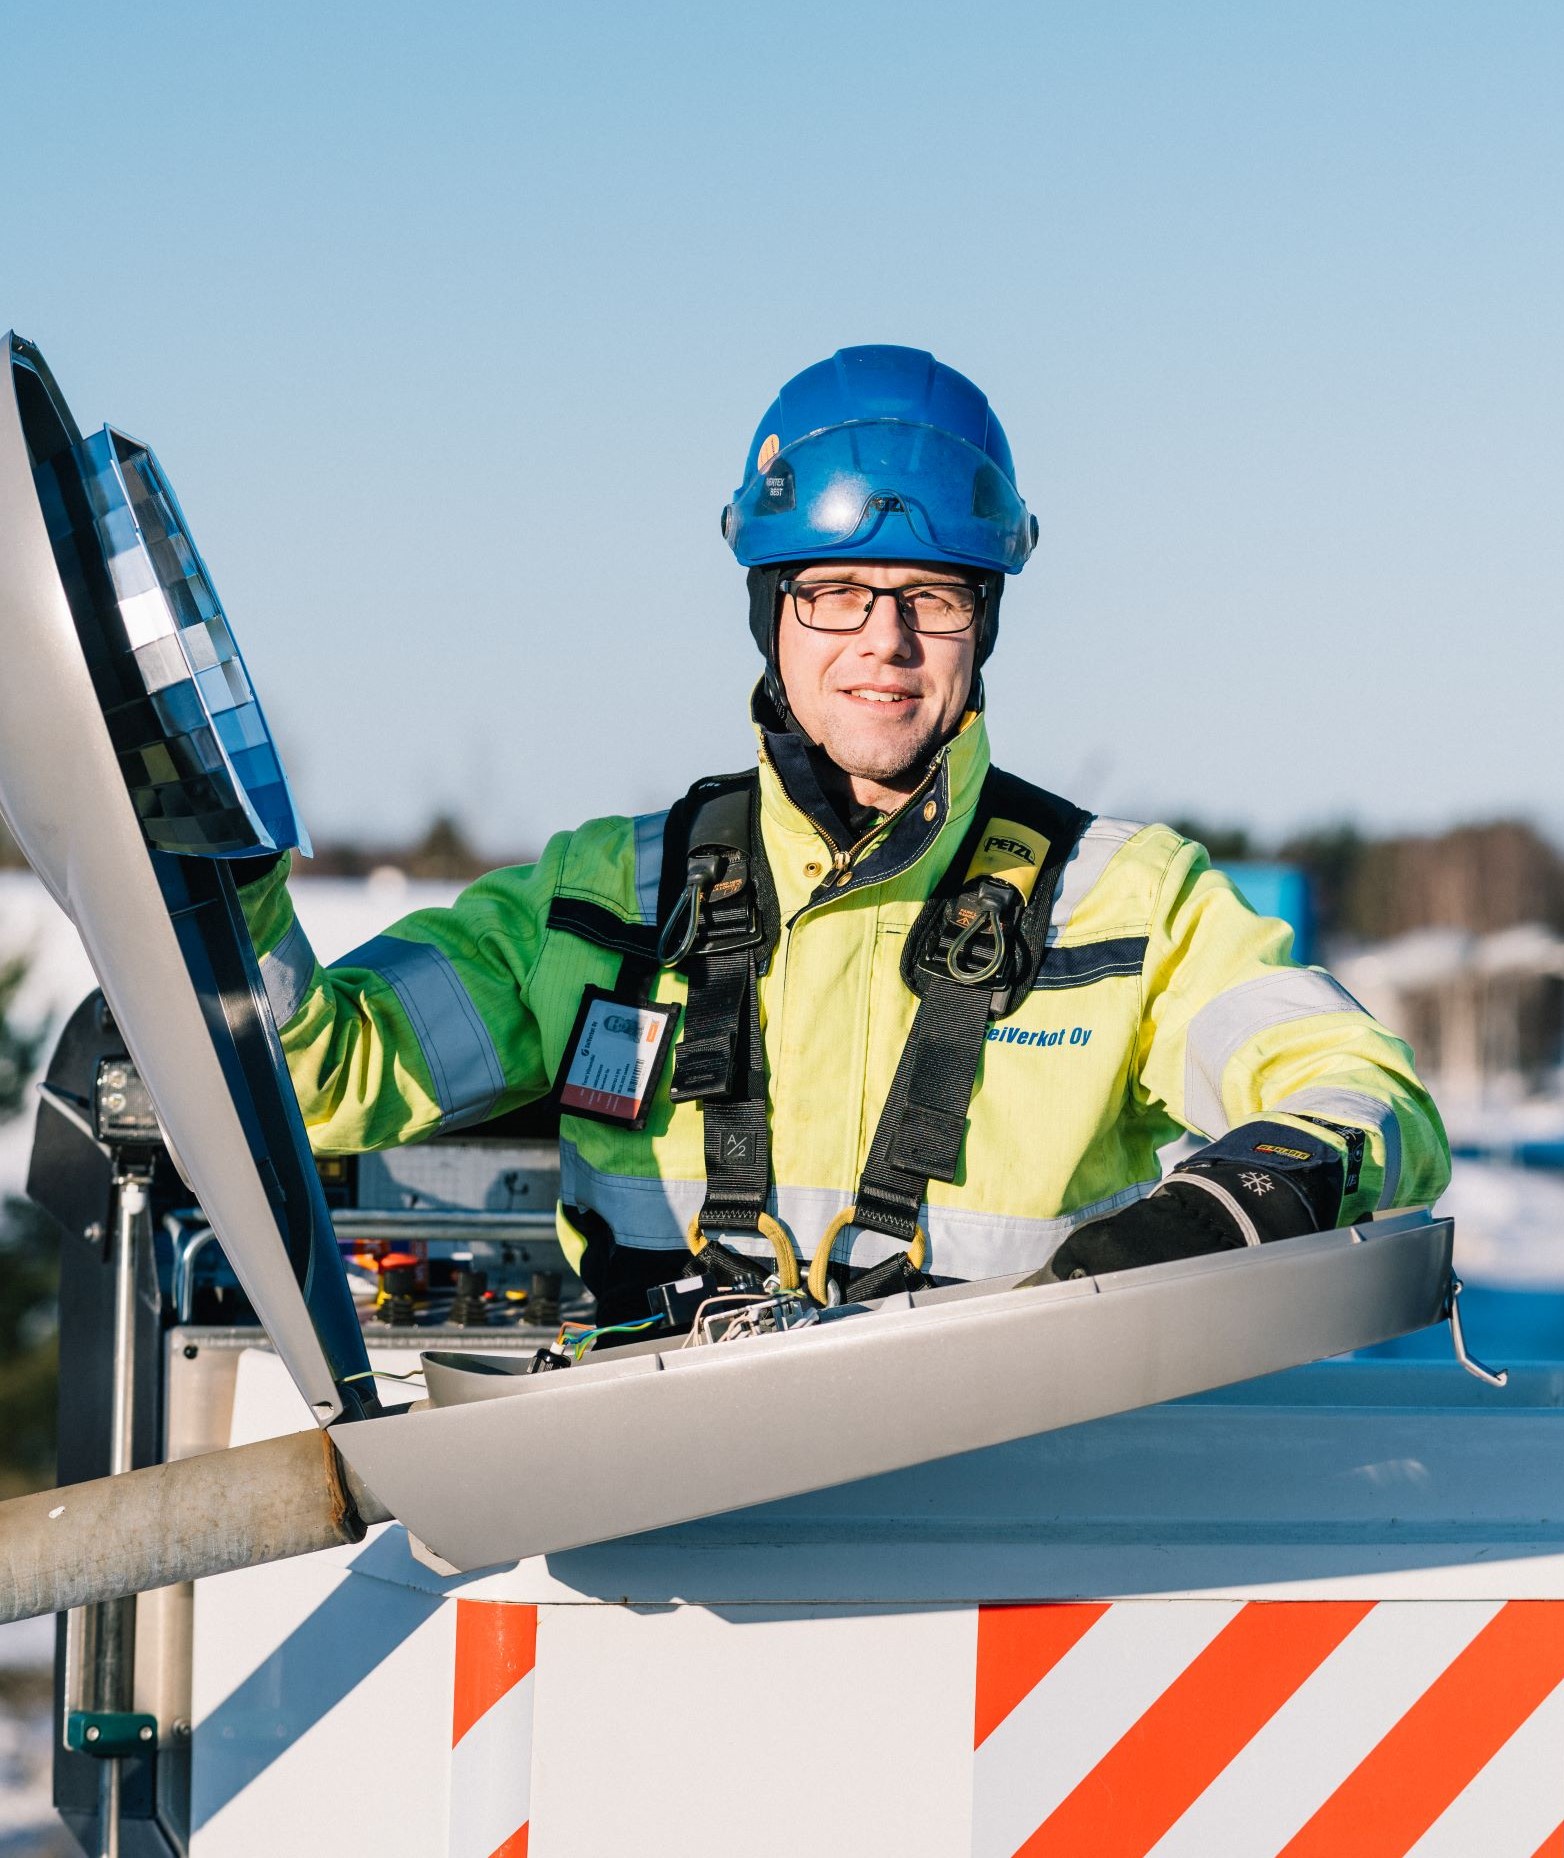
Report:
0,953,42,1114
0,951,57,1498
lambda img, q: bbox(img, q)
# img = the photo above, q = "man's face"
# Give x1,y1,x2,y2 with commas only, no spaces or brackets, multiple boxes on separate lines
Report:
775,561,980,811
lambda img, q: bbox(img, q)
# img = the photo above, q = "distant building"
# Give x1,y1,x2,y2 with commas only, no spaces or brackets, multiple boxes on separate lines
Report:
1335,925,1564,1100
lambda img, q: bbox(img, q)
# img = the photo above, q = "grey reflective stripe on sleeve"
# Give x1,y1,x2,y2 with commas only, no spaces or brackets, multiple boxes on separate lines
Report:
258,917,316,1027
559,1140,1157,1279
1277,1085,1404,1208
338,934,505,1129
1045,817,1144,944
632,809,668,924
1183,969,1369,1139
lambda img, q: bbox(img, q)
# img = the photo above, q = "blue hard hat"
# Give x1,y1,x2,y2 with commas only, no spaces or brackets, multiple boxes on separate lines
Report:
722,345,1037,575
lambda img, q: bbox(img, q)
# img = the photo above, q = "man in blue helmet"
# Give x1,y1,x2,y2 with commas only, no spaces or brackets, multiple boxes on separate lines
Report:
242,345,1449,1314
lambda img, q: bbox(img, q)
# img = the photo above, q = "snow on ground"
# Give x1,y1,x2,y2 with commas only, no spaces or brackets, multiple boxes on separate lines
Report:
1441,1162,1564,1287
0,1626,50,1676
0,879,96,1205
0,1622,70,1858
1439,1088,1564,1150
0,868,460,1201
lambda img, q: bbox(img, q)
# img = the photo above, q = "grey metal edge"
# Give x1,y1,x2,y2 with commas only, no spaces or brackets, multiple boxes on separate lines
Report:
331,1211,1454,1570
0,336,342,1419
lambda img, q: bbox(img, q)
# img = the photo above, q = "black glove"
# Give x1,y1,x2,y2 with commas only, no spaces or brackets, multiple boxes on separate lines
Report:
1041,1119,1350,1281
228,850,287,888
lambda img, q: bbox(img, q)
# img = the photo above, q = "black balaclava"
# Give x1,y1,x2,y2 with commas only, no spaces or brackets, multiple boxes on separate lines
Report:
747,564,1005,743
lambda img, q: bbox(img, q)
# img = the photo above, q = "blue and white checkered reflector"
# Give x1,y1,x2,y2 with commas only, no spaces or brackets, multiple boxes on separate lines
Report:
42,426,310,859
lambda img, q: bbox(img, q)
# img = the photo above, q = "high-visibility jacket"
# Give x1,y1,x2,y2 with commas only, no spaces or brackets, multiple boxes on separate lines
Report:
240,709,1449,1281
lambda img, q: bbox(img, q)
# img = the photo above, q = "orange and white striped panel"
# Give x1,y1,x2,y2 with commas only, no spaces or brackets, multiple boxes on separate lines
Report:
448,1599,536,1858
972,1600,1564,1857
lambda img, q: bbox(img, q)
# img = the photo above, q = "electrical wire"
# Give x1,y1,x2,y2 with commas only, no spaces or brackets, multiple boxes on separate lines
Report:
680,1293,761,1347
716,1288,815,1345
554,1314,667,1362
679,1291,780,1348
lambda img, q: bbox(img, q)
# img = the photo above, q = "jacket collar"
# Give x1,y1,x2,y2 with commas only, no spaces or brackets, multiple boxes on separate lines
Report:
750,681,991,900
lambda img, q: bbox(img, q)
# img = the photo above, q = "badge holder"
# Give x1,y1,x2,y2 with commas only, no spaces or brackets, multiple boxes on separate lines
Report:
552,984,680,1131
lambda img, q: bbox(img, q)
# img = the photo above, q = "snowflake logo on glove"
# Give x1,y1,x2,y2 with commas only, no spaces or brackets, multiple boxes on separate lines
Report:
1239,1170,1275,1196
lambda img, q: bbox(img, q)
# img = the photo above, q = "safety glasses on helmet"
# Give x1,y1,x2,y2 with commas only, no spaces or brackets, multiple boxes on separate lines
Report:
722,419,1037,576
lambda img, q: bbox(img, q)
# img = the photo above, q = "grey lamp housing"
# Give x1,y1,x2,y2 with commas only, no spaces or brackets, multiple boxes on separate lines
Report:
0,333,371,1422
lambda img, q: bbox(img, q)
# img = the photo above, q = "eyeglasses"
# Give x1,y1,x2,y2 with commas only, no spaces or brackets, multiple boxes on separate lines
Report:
780,576,981,635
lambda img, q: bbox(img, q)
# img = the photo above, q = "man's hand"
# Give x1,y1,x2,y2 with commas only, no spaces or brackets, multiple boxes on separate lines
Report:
1044,1180,1255,1279
1039,1120,1350,1281
229,850,286,888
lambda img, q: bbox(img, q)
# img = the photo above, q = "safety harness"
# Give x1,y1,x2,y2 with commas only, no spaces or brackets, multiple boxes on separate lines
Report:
646,765,1090,1304
655,774,795,1289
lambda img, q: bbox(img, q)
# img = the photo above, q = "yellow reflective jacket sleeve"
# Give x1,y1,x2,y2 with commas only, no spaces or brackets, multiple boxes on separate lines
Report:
236,753,1450,1275
238,842,567,1153
1134,831,1450,1220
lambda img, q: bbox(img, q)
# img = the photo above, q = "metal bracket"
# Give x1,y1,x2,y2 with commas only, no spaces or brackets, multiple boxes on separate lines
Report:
65,1710,157,1758
1446,1274,1509,1387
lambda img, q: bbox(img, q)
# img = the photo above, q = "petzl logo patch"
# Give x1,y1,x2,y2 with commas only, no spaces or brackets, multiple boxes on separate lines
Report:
756,432,781,472
965,817,1050,900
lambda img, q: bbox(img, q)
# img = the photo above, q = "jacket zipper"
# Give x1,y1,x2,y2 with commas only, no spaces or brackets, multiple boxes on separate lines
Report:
757,742,943,925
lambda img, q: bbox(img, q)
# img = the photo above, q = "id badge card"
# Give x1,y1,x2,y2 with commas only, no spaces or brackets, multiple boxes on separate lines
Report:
555,986,681,1130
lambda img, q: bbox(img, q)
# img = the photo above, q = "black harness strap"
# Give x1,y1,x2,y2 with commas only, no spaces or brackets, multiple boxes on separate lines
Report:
659,773,779,1245
846,772,1092,1270
852,979,997,1245
687,967,769,1231
631,764,1088,1303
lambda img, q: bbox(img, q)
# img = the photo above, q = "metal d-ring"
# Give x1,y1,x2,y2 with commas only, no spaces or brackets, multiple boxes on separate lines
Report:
807,1205,928,1308
657,875,706,966
658,851,725,967
686,1210,798,1293
945,903,1006,985
1446,1274,1509,1387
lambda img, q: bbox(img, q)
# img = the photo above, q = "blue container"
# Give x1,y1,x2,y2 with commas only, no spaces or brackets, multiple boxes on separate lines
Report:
1227,862,1316,967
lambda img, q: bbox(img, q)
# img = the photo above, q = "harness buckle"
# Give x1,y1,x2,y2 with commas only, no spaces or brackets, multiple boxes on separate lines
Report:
807,1203,929,1307
929,876,1021,988
659,849,767,968
686,1210,799,1293
657,851,723,966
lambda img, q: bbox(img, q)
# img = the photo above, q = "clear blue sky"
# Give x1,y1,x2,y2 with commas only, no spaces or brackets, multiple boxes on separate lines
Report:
4,0,1559,855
